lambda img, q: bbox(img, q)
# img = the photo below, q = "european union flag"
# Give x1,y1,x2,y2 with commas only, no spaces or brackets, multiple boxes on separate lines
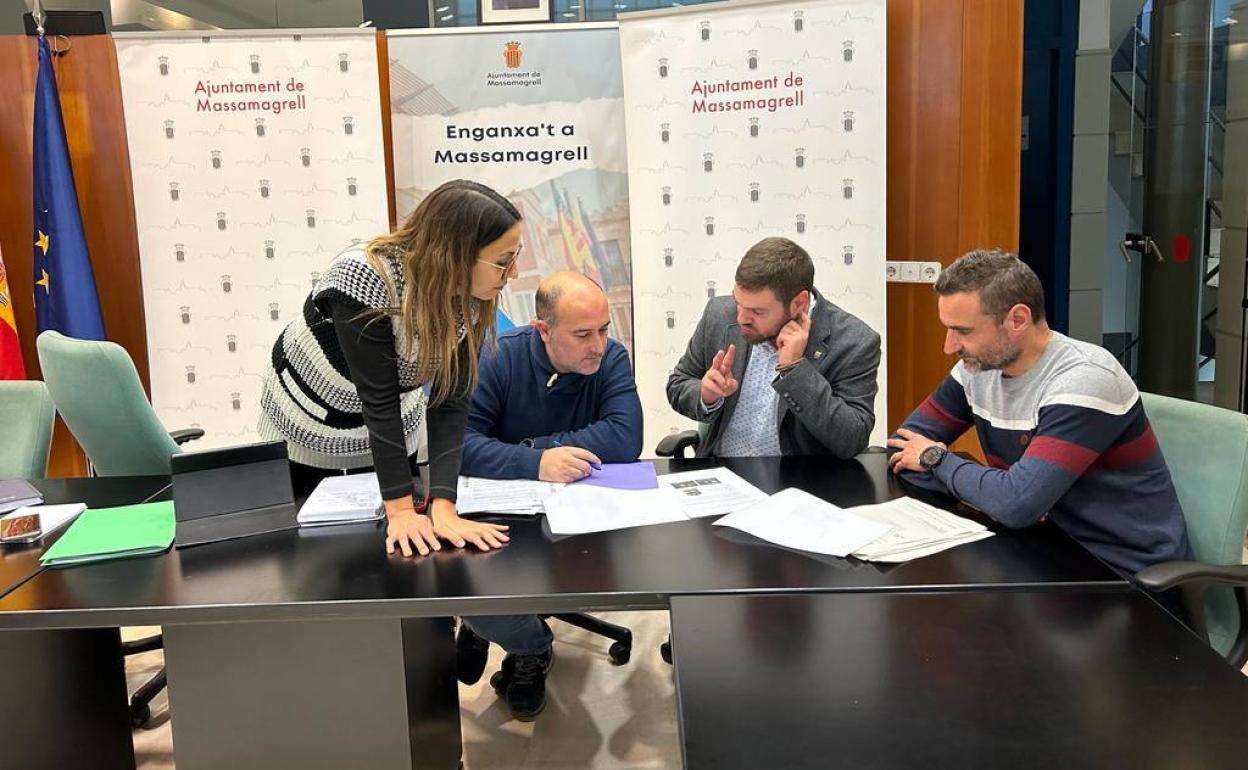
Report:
33,35,105,340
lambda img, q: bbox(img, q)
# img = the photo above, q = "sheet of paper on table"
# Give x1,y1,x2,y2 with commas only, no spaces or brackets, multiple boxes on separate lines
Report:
713,488,892,557
657,466,769,518
543,483,689,534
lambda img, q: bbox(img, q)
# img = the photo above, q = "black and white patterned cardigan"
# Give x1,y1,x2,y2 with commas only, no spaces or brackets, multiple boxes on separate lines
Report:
257,246,465,470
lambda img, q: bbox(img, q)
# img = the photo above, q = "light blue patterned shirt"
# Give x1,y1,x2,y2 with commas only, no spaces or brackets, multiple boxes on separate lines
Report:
713,341,783,457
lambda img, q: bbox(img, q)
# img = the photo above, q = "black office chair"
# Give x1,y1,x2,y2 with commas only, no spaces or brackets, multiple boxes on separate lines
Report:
476,615,633,697
655,428,704,460
543,613,633,664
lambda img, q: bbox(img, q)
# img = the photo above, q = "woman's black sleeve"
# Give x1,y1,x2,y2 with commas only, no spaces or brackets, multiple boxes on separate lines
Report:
329,300,416,501
423,342,473,503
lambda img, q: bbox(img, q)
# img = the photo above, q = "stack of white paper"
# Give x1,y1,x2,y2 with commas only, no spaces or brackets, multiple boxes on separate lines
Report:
543,483,690,535
658,467,770,518
456,476,564,516
847,497,994,562
297,473,384,527
713,488,892,557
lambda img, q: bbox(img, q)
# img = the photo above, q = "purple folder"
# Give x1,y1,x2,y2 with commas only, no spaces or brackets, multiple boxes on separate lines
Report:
575,462,660,491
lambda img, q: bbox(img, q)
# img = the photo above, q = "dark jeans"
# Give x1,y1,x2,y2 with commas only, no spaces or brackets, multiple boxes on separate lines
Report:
464,615,554,656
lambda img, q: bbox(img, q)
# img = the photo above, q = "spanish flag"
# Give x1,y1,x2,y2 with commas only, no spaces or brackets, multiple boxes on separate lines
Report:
0,243,26,380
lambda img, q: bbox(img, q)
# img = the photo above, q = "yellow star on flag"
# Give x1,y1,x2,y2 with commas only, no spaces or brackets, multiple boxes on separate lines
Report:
36,269,50,293
35,230,49,255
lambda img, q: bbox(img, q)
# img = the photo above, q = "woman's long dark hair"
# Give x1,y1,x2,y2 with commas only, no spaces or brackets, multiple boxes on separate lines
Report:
365,180,521,405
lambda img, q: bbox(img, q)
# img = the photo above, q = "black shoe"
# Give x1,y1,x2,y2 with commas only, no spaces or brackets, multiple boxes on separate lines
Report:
490,654,515,696
455,623,490,686
504,648,553,721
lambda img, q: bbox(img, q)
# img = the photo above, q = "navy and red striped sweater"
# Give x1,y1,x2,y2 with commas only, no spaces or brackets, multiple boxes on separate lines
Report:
897,332,1191,576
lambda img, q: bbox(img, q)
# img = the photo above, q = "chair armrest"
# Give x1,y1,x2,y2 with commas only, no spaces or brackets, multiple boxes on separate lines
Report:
1135,561,1248,591
655,430,700,458
1136,560,1248,668
170,428,206,445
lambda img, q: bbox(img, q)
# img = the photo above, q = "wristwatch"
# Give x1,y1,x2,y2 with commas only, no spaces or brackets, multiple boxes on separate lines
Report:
919,444,948,471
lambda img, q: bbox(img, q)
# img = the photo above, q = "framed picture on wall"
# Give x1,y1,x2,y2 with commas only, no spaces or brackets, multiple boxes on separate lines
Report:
477,0,552,25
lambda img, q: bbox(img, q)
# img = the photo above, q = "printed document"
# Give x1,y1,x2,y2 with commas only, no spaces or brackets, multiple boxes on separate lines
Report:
714,488,892,557
456,476,564,515
658,466,770,517
298,473,384,527
543,484,689,535
847,497,993,562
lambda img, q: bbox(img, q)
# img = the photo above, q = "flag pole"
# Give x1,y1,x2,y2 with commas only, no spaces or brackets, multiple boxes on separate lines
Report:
31,0,45,36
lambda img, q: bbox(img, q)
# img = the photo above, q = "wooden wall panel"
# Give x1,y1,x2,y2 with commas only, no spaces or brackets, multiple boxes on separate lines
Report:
0,35,148,477
885,0,1022,442
958,0,1024,252
885,0,965,431
376,30,398,231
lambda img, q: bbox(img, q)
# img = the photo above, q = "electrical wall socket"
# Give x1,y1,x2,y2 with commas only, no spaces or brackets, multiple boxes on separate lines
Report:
885,260,943,284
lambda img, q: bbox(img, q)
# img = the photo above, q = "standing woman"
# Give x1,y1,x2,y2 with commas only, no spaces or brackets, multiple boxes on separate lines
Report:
258,180,519,557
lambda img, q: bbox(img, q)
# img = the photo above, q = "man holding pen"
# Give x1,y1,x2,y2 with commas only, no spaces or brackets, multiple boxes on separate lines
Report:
456,270,644,719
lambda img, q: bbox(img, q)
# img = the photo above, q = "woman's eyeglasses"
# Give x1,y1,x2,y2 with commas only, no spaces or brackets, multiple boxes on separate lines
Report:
477,242,523,273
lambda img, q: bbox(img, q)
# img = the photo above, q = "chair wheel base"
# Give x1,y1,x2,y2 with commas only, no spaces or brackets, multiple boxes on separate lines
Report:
660,641,672,664
608,641,632,665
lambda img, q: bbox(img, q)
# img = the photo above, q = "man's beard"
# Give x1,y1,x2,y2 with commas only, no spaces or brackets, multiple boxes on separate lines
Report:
960,341,1022,372
741,314,790,345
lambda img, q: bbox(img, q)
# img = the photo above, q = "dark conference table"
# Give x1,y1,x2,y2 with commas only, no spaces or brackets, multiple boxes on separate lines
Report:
670,591,1248,770
0,476,170,597
0,476,171,770
0,455,1133,769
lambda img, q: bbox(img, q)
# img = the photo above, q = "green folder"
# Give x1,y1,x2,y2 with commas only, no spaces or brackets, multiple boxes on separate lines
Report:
40,501,176,568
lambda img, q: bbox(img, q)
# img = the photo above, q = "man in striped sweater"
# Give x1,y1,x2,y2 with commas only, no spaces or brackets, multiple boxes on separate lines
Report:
887,249,1191,577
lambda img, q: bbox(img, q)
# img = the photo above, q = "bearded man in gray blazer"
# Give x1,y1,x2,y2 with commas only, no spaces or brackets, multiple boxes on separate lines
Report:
667,237,882,458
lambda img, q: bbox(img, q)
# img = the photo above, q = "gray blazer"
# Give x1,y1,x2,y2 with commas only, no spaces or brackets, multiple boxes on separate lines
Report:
666,289,881,458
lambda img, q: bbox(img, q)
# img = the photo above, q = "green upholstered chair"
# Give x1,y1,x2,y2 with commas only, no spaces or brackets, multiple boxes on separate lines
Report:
0,380,56,479
1136,392,1248,667
36,331,202,476
36,330,204,727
